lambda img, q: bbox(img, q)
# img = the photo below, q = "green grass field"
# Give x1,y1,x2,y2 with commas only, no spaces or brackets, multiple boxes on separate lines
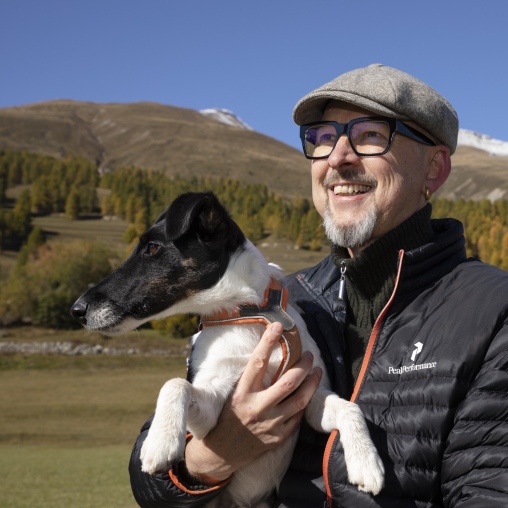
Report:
0,445,139,508
0,338,188,508
32,213,129,249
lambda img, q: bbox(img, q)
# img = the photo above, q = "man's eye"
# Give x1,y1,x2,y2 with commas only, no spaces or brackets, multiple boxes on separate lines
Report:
318,133,337,145
145,243,160,256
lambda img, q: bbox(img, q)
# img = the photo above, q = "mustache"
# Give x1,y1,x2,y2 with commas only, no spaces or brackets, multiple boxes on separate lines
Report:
323,169,377,188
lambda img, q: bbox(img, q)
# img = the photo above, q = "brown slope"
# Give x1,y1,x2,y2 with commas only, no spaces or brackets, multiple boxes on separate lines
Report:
0,100,313,199
441,146,508,200
0,100,105,163
1,100,508,201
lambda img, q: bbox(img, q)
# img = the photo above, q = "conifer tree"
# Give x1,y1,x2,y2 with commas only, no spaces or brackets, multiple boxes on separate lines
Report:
65,187,80,220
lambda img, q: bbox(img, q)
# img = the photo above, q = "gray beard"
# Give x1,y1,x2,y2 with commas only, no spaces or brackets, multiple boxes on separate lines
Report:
323,203,377,249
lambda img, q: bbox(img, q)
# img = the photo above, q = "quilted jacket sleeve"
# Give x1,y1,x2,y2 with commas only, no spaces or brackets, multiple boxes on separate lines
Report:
129,416,227,508
442,314,508,506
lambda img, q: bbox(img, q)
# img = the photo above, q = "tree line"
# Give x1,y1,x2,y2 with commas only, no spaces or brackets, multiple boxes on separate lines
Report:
432,198,508,271
1,150,507,329
0,151,98,249
0,151,325,251
100,168,326,249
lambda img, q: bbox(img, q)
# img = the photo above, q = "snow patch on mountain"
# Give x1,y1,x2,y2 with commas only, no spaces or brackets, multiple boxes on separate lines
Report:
457,129,508,157
199,108,253,130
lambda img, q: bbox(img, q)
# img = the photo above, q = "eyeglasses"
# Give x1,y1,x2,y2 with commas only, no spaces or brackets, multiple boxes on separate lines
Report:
299,116,436,159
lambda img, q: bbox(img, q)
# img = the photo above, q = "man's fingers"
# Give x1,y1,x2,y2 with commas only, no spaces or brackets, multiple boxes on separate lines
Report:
235,322,322,431
237,322,284,391
276,365,322,423
261,362,323,441
262,350,320,411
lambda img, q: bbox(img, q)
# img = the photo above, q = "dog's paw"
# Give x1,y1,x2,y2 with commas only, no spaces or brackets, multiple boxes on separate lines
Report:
140,429,185,474
345,447,385,495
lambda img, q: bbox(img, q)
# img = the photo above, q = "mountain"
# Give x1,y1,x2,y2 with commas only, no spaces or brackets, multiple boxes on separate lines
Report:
0,100,312,199
457,129,508,157
199,108,253,130
438,130,508,200
0,100,507,201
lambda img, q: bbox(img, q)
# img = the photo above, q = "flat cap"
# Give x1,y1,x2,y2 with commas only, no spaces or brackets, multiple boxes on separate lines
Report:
293,64,459,154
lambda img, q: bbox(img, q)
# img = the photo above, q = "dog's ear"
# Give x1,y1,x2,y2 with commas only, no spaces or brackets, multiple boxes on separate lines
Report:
165,192,244,247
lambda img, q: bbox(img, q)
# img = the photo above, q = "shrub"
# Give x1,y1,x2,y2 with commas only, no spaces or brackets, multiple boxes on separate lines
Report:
151,314,199,339
0,240,121,327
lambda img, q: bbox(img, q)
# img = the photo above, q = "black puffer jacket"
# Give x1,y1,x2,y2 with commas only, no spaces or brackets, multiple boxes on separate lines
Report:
279,218,508,507
129,218,508,507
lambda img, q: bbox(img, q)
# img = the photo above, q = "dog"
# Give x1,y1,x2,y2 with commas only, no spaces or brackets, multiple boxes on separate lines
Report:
70,191,384,507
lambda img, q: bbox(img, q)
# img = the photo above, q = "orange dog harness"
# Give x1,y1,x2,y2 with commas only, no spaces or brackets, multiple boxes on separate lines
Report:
199,278,302,384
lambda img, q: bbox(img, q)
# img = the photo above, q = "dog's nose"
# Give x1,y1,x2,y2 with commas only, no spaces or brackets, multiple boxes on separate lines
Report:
70,300,88,324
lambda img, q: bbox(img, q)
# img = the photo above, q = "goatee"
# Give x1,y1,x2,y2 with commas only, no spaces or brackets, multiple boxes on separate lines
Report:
323,203,377,249
321,170,378,248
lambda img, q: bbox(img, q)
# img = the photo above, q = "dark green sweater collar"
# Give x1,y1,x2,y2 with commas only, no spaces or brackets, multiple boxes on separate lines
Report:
331,204,433,300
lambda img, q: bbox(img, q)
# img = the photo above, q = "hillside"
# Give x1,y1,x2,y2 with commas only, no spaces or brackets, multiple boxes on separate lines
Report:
438,146,508,200
1,100,507,201
0,101,312,199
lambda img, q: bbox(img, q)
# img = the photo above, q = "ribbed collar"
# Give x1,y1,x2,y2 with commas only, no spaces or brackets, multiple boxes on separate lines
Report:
330,204,433,305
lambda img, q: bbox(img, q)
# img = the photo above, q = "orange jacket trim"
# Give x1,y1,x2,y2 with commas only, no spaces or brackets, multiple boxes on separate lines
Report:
323,250,404,506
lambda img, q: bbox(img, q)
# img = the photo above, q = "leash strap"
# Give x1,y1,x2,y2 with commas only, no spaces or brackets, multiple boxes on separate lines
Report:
199,278,302,384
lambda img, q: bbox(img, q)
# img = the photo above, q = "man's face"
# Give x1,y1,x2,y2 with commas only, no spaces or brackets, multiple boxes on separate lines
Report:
311,102,431,256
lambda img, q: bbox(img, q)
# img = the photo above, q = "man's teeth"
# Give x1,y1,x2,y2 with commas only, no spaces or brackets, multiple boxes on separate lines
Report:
333,184,370,195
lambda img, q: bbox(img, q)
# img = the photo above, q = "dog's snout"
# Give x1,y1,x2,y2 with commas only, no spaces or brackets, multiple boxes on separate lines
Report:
70,300,88,324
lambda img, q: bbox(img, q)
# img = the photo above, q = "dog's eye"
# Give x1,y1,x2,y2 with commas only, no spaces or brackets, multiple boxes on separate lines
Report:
144,243,160,256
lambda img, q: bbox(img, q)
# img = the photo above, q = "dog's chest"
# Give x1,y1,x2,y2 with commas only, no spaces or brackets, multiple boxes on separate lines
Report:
188,324,283,390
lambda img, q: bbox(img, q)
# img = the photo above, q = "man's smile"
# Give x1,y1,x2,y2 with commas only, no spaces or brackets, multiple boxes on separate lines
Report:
333,184,371,196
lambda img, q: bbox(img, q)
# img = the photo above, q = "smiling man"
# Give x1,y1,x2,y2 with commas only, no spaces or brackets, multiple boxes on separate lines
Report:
296,68,452,257
129,64,508,508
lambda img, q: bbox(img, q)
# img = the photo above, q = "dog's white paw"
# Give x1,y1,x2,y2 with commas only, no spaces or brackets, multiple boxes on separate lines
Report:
140,428,185,474
345,447,385,495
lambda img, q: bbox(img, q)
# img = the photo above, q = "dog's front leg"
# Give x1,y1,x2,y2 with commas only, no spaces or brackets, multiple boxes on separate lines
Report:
185,383,227,440
140,378,195,474
305,387,385,495
140,378,225,474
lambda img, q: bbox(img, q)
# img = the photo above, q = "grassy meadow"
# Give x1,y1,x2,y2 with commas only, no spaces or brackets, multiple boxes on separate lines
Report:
0,445,140,508
0,328,188,508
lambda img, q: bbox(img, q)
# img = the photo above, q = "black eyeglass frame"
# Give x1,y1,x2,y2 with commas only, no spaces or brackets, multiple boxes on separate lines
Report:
299,116,437,159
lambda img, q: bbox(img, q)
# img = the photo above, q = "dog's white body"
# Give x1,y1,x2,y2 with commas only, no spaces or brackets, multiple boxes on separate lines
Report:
140,241,384,507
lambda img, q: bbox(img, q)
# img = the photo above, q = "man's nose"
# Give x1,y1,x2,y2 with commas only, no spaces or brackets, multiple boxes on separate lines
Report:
326,135,358,168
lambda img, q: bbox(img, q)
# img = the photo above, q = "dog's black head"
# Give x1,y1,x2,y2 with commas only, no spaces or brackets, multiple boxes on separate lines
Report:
70,192,246,333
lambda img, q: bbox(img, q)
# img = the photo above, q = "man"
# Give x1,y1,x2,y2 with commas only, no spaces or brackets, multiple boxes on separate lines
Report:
129,64,508,507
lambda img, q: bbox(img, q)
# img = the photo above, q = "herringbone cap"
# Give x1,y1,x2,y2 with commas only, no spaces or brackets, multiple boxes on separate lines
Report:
293,64,459,154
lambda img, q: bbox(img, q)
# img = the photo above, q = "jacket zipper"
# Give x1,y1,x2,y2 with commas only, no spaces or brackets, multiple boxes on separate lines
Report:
323,250,405,507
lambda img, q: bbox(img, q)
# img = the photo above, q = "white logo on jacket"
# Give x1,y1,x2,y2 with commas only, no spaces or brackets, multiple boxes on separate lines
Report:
411,342,423,362
388,342,437,375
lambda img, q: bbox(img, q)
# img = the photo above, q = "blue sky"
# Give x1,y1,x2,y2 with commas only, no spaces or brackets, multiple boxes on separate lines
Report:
2,0,507,149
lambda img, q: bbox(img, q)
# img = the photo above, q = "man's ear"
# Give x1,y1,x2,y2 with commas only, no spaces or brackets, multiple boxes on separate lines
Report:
425,146,451,195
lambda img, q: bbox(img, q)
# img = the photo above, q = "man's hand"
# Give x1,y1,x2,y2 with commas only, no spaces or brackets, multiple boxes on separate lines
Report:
185,321,322,484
